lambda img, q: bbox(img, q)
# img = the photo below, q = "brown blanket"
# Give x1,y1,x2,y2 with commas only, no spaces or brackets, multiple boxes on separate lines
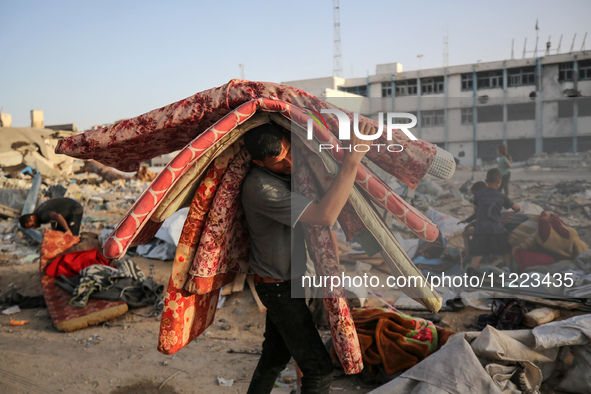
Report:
334,308,454,376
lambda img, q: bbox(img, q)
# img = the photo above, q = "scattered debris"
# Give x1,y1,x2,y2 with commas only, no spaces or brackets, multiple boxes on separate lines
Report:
159,371,183,390
524,307,560,327
2,305,21,315
216,377,234,387
78,335,102,348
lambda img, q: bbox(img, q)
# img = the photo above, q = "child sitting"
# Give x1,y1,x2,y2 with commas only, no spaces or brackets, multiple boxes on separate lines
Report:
470,169,520,271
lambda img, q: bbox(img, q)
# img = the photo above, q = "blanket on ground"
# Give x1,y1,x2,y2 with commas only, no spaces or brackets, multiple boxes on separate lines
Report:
46,248,111,277
39,230,128,332
536,211,589,260
336,308,454,377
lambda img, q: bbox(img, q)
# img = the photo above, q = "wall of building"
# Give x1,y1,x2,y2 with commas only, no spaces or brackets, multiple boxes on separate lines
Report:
281,76,345,98
284,51,591,166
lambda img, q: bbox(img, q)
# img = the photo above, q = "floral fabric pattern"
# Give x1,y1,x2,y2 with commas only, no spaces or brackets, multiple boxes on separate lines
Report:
156,148,238,354
55,81,454,369
56,79,435,189
39,230,127,332
186,148,252,284
293,158,363,374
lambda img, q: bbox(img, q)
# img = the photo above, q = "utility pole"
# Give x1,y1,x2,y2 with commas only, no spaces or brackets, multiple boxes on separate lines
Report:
443,29,449,67
333,0,343,77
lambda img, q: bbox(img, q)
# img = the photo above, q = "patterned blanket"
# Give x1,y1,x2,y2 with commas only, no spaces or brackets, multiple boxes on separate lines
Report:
338,308,454,376
55,80,454,374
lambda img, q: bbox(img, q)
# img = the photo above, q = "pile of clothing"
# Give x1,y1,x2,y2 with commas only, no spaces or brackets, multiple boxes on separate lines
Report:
43,232,163,310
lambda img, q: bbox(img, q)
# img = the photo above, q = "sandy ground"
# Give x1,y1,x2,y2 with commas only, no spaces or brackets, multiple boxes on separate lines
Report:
1,167,590,393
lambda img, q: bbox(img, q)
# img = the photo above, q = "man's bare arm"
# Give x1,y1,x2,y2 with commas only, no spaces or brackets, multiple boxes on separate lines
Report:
299,120,373,226
49,212,72,235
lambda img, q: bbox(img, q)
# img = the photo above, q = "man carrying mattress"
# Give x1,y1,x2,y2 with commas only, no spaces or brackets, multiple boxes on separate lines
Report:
242,121,373,393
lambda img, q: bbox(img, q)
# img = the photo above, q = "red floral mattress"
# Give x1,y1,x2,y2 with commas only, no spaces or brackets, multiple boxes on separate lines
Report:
55,80,453,373
55,79,445,189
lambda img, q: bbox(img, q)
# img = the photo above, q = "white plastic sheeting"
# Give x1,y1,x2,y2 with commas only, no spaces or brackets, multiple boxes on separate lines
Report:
371,315,591,394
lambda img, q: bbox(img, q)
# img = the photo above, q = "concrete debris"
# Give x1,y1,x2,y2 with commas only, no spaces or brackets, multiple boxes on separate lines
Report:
74,160,135,183
527,150,591,168
0,127,77,179
134,165,157,182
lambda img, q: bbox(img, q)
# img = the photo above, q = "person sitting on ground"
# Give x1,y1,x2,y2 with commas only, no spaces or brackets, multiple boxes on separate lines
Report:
19,197,84,236
469,169,520,272
458,181,487,260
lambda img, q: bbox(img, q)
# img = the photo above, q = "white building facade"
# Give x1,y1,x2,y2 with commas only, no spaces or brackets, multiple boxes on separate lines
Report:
284,51,591,166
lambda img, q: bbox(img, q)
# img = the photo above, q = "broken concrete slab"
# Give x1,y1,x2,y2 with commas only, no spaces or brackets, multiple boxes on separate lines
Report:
0,189,29,211
75,160,134,183
23,150,62,178
0,203,20,218
0,150,23,167
0,127,77,179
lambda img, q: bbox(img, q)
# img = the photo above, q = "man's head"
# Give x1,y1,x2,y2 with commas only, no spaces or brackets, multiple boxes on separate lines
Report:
244,123,292,175
19,214,39,229
470,181,487,196
485,168,502,189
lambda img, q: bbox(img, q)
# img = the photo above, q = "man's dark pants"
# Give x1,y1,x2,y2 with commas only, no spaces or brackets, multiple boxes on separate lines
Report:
247,281,333,394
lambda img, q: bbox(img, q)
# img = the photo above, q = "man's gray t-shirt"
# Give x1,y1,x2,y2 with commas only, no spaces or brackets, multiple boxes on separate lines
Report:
241,166,312,280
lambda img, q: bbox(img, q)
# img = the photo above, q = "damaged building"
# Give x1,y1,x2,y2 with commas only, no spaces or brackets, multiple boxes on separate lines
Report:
284,49,591,166
0,110,77,179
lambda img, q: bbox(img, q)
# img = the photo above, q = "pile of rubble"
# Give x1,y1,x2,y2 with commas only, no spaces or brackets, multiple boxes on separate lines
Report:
526,150,591,169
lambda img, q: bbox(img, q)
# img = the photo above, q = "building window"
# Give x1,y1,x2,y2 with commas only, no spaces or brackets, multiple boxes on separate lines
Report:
477,70,504,89
461,73,473,91
581,98,591,117
381,82,393,97
420,110,444,127
508,67,535,87
420,76,444,94
395,79,418,96
338,85,368,97
558,100,573,118
391,113,415,124
507,103,535,121
561,98,591,117
477,105,503,123
559,62,574,82
461,108,473,125
579,60,591,80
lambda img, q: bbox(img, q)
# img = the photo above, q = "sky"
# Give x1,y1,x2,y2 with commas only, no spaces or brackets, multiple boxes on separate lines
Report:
1,0,590,131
